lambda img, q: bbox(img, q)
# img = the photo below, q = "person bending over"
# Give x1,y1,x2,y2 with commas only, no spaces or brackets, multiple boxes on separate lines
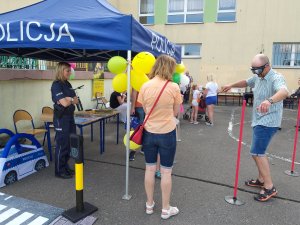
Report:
110,91,128,123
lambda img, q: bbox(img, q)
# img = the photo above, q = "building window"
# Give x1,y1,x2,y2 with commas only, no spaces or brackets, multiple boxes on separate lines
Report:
217,0,236,22
167,0,204,24
139,0,154,25
273,43,300,67
181,44,201,58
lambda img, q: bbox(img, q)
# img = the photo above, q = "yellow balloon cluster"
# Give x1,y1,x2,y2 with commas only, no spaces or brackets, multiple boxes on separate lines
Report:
123,130,141,151
111,52,156,93
112,73,127,93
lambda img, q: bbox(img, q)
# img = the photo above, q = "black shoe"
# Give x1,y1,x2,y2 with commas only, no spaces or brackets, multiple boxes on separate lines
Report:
65,168,75,175
129,151,136,161
55,173,73,179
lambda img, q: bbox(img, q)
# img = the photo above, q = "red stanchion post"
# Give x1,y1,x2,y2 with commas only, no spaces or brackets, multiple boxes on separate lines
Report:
225,100,246,205
284,99,300,177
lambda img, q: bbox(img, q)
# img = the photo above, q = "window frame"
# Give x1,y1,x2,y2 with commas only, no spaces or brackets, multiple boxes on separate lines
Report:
180,43,202,58
139,0,155,25
167,0,204,24
216,0,237,23
273,43,300,68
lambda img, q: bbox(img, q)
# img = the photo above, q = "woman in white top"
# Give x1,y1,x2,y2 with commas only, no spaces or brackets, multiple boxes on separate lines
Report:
190,84,201,124
204,76,218,126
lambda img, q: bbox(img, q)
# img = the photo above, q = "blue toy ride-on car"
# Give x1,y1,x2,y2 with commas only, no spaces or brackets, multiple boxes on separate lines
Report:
0,128,49,187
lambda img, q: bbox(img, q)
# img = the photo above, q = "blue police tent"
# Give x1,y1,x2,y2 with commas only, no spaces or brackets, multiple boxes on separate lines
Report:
0,0,181,62
0,0,181,200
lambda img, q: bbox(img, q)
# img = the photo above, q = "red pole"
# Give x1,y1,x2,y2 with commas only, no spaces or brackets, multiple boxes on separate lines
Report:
233,100,246,199
291,100,300,172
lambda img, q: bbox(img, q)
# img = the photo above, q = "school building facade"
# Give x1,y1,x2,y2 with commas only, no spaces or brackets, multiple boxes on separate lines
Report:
109,0,300,90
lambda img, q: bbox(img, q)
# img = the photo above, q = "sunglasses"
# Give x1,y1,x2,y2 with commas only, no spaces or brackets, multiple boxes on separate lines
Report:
250,63,268,74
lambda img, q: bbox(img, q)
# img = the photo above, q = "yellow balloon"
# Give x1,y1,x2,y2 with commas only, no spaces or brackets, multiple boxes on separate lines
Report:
123,130,141,151
175,63,185,74
112,73,127,93
132,52,156,74
131,70,149,92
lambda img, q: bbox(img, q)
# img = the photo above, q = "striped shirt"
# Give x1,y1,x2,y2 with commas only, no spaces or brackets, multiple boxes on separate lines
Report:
246,69,288,127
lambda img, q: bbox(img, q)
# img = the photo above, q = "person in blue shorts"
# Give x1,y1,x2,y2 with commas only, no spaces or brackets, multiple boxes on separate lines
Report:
222,54,289,202
204,75,218,126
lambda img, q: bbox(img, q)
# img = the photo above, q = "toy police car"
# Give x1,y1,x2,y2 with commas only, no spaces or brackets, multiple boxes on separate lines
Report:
0,129,49,187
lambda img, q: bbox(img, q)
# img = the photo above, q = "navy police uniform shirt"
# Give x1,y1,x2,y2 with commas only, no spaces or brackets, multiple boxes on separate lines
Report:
51,80,76,114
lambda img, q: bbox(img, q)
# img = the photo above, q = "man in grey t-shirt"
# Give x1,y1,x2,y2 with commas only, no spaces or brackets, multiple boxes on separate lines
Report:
222,54,289,202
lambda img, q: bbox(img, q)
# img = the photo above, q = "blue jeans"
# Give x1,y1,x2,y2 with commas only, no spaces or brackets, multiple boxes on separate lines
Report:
142,129,176,168
250,125,278,156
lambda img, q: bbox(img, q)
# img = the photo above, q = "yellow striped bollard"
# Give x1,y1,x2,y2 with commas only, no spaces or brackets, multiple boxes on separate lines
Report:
62,134,98,223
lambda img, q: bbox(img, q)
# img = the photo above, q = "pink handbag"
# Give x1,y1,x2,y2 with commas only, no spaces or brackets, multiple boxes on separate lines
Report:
180,104,184,113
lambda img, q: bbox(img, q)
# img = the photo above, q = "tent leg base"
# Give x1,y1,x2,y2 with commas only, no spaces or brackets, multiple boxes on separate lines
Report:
224,196,245,206
122,194,132,200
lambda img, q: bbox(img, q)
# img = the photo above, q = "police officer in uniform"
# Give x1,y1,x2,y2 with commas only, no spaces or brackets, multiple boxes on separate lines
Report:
51,62,78,179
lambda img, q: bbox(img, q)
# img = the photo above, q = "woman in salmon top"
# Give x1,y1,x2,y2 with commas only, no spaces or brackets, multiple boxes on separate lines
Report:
138,55,182,220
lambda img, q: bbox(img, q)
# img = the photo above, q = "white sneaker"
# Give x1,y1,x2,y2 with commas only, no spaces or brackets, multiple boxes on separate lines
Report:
161,206,179,219
205,122,213,126
146,201,155,215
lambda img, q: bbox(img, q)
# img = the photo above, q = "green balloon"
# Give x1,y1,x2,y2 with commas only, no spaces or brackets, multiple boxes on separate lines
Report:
107,56,127,74
172,73,181,84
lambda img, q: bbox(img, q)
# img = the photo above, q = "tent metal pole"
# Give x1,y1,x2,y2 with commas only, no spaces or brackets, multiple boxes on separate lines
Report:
122,50,132,200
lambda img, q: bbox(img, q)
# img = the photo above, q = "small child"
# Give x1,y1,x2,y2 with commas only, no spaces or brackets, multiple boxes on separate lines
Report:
190,84,201,124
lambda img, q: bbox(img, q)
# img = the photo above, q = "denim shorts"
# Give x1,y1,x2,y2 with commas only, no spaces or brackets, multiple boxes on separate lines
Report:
250,125,278,156
142,129,176,169
205,96,217,105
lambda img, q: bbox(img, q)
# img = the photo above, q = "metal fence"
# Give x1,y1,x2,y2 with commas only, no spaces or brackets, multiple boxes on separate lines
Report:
0,56,39,69
0,56,112,74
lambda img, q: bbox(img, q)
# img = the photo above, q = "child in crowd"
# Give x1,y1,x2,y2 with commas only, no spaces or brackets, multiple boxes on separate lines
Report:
190,84,201,124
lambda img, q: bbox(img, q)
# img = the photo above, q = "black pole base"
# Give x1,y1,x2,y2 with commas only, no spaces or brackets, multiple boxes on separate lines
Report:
224,196,245,206
62,202,98,223
284,170,299,177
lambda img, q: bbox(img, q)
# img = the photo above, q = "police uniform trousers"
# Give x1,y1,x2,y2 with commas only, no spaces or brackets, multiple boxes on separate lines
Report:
53,114,76,175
